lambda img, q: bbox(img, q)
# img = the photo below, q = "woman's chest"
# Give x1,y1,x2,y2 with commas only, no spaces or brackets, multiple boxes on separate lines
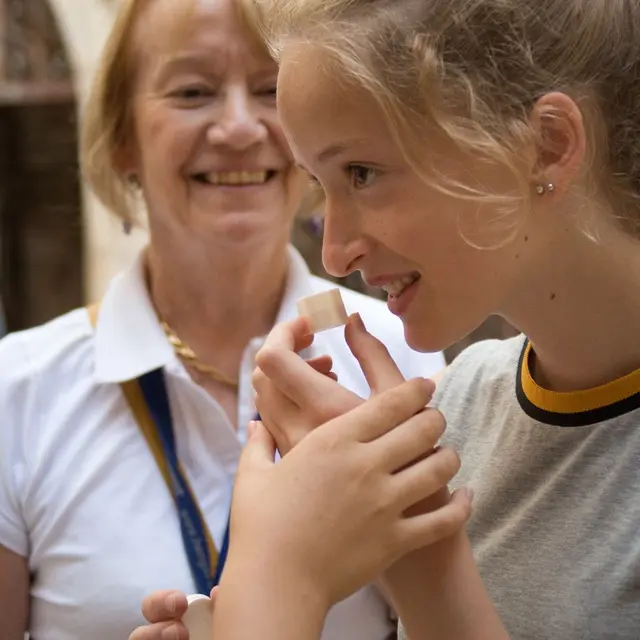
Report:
25,387,239,639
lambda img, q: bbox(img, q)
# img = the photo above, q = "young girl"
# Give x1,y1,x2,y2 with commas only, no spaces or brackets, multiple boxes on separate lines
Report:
134,0,640,638
246,0,640,638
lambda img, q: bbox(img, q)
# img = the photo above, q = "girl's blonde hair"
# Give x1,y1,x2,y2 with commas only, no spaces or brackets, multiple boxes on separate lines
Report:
254,0,640,236
81,0,267,225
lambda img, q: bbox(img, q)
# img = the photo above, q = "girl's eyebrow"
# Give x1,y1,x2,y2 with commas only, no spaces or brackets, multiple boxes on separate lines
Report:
316,138,368,164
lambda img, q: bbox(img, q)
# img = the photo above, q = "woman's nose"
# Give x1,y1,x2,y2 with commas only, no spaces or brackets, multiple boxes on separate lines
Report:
207,88,268,150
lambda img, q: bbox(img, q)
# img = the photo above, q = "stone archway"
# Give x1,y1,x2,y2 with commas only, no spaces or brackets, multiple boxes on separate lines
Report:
0,0,147,334
0,0,82,331
45,0,149,304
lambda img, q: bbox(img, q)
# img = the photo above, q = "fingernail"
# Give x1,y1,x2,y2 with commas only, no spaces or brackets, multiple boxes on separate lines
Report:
423,377,436,392
349,313,366,330
247,420,257,438
162,625,179,640
165,593,176,614
459,486,474,503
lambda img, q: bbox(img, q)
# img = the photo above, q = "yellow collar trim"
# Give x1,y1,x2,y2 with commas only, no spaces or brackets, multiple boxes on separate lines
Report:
520,341,640,415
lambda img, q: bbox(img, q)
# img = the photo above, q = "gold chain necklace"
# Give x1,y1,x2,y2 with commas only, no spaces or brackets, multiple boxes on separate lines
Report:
160,321,239,389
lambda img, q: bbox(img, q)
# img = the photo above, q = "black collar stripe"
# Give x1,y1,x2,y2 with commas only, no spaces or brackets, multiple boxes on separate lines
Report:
516,341,640,427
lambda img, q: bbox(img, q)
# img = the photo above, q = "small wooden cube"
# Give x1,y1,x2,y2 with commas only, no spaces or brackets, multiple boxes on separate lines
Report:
297,288,348,333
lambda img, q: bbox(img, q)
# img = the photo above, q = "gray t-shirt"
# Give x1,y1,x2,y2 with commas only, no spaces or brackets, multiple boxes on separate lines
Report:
400,336,640,639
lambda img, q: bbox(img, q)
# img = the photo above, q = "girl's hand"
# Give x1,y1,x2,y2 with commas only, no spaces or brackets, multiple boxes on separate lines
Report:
253,314,407,454
227,379,471,609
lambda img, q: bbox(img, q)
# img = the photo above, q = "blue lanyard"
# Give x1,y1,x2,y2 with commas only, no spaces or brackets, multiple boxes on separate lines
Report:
137,368,230,594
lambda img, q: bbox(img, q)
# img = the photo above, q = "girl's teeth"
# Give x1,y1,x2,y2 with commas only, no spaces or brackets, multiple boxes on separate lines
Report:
382,274,419,297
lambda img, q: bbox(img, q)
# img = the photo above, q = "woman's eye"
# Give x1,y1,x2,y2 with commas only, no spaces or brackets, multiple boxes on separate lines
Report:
349,165,377,189
305,174,326,206
173,86,211,100
258,86,277,98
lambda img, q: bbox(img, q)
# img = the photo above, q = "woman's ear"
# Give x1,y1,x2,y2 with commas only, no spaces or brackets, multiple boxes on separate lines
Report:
529,92,587,195
113,138,139,184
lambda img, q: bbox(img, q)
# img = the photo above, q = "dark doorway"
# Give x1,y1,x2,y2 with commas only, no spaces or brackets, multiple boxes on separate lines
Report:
0,0,83,333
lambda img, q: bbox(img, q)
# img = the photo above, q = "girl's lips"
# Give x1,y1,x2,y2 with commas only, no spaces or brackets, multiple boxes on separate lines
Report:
386,276,420,316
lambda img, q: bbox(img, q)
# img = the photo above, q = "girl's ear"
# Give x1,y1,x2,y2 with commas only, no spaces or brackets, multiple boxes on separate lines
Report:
529,91,587,195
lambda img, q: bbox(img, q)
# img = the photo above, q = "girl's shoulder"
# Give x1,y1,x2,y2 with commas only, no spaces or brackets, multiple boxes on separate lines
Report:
434,335,526,439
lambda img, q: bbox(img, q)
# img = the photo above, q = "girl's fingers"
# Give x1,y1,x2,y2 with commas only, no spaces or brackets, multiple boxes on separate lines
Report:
253,373,310,454
264,317,315,353
253,399,300,454
327,378,433,443
398,486,473,552
345,314,406,393
307,355,334,375
256,345,341,408
372,408,445,472
307,356,338,381
240,421,277,470
252,367,299,417
391,447,462,512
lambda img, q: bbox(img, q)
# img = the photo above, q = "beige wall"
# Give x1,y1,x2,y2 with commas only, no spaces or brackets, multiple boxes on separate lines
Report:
48,0,149,302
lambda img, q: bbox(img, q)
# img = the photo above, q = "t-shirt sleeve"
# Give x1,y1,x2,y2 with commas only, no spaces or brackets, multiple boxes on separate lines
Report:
0,335,31,557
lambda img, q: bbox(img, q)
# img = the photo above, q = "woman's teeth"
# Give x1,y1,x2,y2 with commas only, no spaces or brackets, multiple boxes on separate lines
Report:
382,273,420,298
199,171,271,185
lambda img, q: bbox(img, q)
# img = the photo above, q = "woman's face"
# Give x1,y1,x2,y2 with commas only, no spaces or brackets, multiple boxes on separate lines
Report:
277,44,533,352
122,0,308,249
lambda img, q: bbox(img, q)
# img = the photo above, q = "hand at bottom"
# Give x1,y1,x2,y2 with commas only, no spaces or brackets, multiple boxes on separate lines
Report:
129,587,218,640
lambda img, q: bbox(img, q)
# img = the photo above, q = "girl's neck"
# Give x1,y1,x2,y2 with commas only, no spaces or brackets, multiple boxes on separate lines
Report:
504,220,640,392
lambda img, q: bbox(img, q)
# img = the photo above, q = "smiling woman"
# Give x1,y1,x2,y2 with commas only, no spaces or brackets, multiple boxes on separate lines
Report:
83,0,305,243
0,1,445,639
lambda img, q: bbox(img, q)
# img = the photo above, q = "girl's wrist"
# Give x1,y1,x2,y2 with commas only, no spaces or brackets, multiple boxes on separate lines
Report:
216,549,331,638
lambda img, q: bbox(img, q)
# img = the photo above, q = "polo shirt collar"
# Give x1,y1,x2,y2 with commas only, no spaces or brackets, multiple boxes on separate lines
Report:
94,245,318,383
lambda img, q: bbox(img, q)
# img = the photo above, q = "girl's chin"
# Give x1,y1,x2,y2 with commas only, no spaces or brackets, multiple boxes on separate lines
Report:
401,323,442,354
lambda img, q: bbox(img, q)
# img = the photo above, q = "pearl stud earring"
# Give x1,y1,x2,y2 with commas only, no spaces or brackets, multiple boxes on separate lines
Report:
536,182,555,195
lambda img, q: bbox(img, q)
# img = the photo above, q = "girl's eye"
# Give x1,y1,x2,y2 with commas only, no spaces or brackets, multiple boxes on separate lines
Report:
349,165,377,189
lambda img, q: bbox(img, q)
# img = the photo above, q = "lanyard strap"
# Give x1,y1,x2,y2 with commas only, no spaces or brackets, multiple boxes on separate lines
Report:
124,370,228,594
87,304,229,593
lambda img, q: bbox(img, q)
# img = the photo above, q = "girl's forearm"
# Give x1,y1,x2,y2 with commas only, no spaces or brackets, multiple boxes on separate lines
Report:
382,531,509,640
213,556,329,640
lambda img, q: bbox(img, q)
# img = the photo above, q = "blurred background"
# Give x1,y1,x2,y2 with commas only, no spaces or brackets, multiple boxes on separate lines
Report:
0,0,517,361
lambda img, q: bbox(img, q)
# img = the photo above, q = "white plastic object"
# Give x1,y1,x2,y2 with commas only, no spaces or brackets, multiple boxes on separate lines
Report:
183,594,213,640
296,288,348,333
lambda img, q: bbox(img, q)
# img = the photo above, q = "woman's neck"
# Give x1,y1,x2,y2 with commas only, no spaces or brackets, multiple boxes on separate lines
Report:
146,236,289,374
504,220,640,392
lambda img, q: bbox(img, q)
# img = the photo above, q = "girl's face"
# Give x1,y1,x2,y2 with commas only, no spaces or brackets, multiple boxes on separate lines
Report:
277,44,535,352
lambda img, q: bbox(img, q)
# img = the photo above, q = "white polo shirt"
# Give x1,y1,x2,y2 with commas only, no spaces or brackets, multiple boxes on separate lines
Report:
0,246,444,640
